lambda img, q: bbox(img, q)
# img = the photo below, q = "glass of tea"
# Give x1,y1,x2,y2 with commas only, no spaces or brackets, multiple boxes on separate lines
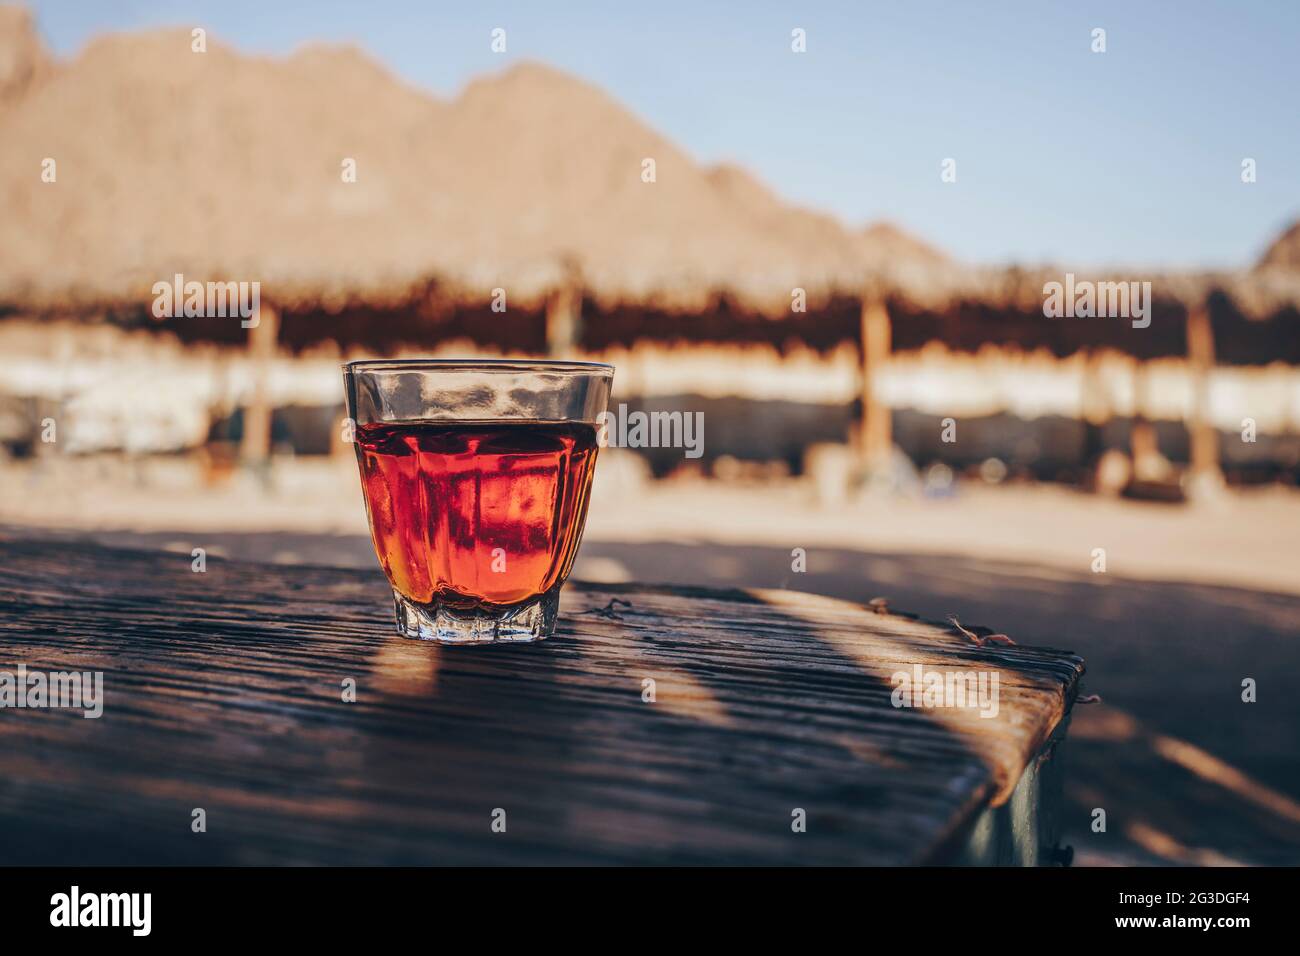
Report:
343,359,613,644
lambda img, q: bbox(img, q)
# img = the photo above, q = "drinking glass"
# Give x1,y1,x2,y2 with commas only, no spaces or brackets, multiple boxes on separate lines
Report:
343,359,614,644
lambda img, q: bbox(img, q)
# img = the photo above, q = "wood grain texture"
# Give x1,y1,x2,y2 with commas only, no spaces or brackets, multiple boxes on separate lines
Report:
0,536,1084,865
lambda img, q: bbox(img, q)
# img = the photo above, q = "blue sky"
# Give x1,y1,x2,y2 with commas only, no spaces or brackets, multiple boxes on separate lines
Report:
27,0,1300,268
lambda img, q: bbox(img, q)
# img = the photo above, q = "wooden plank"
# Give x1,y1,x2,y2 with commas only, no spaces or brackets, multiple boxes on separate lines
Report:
0,536,1084,865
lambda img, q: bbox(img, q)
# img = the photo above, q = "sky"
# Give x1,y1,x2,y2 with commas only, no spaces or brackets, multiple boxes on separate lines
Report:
25,0,1300,269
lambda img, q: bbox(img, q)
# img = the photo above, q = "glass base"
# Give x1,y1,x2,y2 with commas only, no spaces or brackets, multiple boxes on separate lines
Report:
392,585,560,644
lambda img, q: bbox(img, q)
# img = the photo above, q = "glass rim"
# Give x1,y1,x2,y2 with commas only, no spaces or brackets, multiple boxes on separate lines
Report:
342,358,613,374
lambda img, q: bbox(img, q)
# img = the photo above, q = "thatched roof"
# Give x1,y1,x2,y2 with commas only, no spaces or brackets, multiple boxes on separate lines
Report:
1257,220,1300,273
1,9,1297,334
0,5,47,103
0,15,878,317
888,262,1300,319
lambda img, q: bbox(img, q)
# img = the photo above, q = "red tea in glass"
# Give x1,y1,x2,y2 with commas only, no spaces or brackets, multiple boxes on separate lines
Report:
343,361,613,643
355,421,599,608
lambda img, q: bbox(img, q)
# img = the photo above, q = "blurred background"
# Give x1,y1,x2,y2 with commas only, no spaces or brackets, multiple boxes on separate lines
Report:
1,1,1299,865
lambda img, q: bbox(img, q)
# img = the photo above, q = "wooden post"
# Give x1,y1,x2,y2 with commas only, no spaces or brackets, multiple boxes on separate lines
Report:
546,285,580,358
1185,304,1222,492
1131,357,1150,424
1080,350,1111,425
1079,350,1111,474
240,303,279,465
1129,360,1161,481
858,298,892,469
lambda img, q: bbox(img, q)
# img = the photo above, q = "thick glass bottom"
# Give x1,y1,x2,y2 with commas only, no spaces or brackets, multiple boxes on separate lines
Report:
391,584,560,644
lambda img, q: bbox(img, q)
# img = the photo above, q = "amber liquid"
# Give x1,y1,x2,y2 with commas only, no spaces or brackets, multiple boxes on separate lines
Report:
354,421,600,609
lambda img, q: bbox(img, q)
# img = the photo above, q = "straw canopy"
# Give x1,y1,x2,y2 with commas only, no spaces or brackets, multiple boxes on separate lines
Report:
889,262,1300,320
1257,221,1300,273
1,9,1297,337
0,15,877,318
0,5,47,103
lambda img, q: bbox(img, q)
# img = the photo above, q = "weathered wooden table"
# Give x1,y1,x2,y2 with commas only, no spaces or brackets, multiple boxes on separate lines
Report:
0,536,1084,865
